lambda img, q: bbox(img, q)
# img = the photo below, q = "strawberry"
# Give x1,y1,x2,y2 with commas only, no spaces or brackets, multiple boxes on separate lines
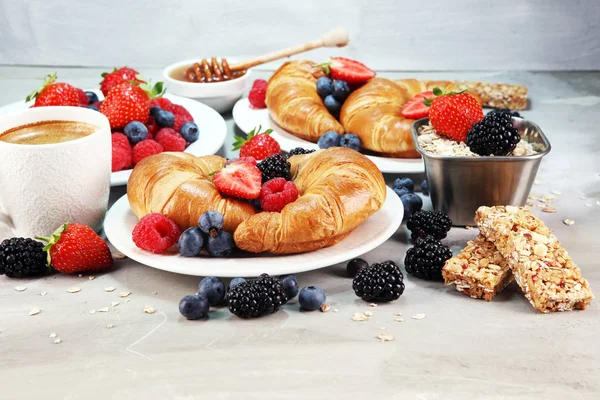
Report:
150,97,173,111
36,222,113,274
100,67,143,97
26,73,80,107
232,125,281,160
426,87,484,142
100,79,165,129
213,162,262,199
318,57,376,84
401,91,434,120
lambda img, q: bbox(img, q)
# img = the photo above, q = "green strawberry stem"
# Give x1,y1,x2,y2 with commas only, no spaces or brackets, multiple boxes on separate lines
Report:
26,73,57,102
35,221,69,267
315,59,332,75
232,125,273,151
131,74,166,99
423,86,468,107
100,67,118,79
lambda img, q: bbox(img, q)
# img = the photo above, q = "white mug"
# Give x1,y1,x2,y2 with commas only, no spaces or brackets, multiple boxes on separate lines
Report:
0,106,111,239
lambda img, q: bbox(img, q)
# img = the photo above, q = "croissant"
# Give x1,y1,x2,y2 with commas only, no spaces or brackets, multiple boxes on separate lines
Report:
127,152,256,232
234,147,386,254
265,60,344,142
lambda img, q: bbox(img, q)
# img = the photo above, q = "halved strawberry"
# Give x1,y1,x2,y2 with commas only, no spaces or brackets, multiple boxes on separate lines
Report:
401,91,435,120
225,156,257,166
322,57,376,84
213,162,262,199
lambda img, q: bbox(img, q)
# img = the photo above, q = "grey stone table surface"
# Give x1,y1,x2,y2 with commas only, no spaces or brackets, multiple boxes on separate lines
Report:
0,67,599,400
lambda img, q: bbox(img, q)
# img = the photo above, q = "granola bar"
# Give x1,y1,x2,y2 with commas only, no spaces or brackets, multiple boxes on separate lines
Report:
475,206,594,313
443,235,513,301
456,81,528,110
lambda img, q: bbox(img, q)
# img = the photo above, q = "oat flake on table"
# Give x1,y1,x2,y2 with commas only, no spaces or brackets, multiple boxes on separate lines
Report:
40,291,47,296
54,338,61,344
364,310,373,316
29,308,41,316
104,287,115,292
377,333,394,342
412,313,426,320
351,313,368,322
97,307,109,312
14,286,27,292
120,292,131,298
143,305,156,314
49,333,57,338
66,287,81,293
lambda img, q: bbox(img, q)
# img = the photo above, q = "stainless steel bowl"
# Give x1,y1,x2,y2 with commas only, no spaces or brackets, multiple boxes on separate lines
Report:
411,117,551,226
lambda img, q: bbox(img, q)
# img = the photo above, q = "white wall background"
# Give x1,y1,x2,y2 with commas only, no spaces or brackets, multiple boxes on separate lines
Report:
0,0,599,71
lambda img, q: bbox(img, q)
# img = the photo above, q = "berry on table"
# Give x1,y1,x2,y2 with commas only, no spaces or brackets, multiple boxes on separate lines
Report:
124,121,149,145
393,177,414,192
404,235,453,280
281,275,299,299
316,77,333,98
324,94,342,115
331,80,351,102
228,274,288,318
257,153,291,183
317,131,341,149
132,213,181,254
198,277,226,306
339,133,361,151
248,79,268,108
421,180,429,195
132,140,164,165
198,211,224,235
393,186,410,198
179,121,199,142
298,286,326,311
260,178,299,212
466,112,521,156
400,193,423,220
352,260,405,302
0,238,47,278
155,110,175,128
228,277,246,290
213,161,262,199
206,231,235,257
178,227,204,257
179,294,209,320
426,87,484,142
26,73,80,107
233,125,281,160
406,210,452,241
346,258,368,277
86,91,99,104
286,147,315,158
326,57,376,84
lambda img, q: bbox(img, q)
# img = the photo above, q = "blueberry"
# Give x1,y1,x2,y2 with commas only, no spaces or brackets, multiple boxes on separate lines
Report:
85,91,99,105
180,121,199,143
198,277,226,306
228,277,246,290
400,193,423,220
150,106,162,117
155,110,175,127
323,95,341,115
281,275,299,299
393,177,414,192
86,105,99,111
332,80,350,102
393,186,411,198
298,286,326,311
339,133,361,151
346,258,368,277
206,231,235,257
316,77,333,98
421,180,429,195
198,211,224,235
179,294,209,320
124,121,148,145
317,131,341,149
178,227,204,257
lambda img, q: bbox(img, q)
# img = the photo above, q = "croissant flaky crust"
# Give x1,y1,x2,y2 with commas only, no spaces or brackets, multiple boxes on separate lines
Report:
234,147,386,254
127,152,257,233
265,60,344,142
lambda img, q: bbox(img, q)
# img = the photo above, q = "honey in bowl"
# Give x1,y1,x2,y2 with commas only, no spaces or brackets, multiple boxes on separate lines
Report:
170,59,246,83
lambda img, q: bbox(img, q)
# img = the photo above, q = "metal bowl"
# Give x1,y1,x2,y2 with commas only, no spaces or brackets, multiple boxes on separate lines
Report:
411,117,551,226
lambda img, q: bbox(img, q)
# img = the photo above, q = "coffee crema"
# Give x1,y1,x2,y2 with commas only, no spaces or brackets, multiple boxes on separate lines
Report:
0,120,98,145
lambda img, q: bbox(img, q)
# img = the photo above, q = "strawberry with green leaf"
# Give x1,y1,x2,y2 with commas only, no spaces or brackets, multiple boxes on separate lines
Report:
233,125,281,160
318,57,376,84
425,87,484,142
26,73,80,107
100,67,144,96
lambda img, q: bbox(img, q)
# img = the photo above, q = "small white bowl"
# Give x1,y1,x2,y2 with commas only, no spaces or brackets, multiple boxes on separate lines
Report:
163,59,252,114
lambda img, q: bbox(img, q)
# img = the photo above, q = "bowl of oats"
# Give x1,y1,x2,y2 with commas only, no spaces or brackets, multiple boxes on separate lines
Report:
411,115,551,226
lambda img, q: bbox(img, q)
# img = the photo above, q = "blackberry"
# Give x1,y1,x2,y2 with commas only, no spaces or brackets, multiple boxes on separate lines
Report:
404,236,452,280
228,274,288,318
406,210,452,241
0,238,47,278
487,108,521,118
286,147,315,159
257,154,291,183
352,260,405,302
466,112,521,156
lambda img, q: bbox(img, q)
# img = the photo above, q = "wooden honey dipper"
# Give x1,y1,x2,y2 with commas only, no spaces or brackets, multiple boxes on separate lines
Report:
184,27,349,83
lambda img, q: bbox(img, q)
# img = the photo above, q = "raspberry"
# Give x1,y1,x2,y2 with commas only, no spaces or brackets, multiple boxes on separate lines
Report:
170,104,193,119
156,130,186,152
173,113,193,132
132,140,164,165
259,178,299,212
248,80,267,109
112,132,131,150
150,98,172,111
155,127,178,142
132,213,181,254
112,144,132,172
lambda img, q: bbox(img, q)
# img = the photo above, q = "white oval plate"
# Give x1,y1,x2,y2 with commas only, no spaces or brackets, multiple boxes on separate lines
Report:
104,186,403,277
232,98,425,174
0,92,227,186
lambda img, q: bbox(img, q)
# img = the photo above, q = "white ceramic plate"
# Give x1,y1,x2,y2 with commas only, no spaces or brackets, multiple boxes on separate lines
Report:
0,91,227,186
103,186,403,277
232,98,425,174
